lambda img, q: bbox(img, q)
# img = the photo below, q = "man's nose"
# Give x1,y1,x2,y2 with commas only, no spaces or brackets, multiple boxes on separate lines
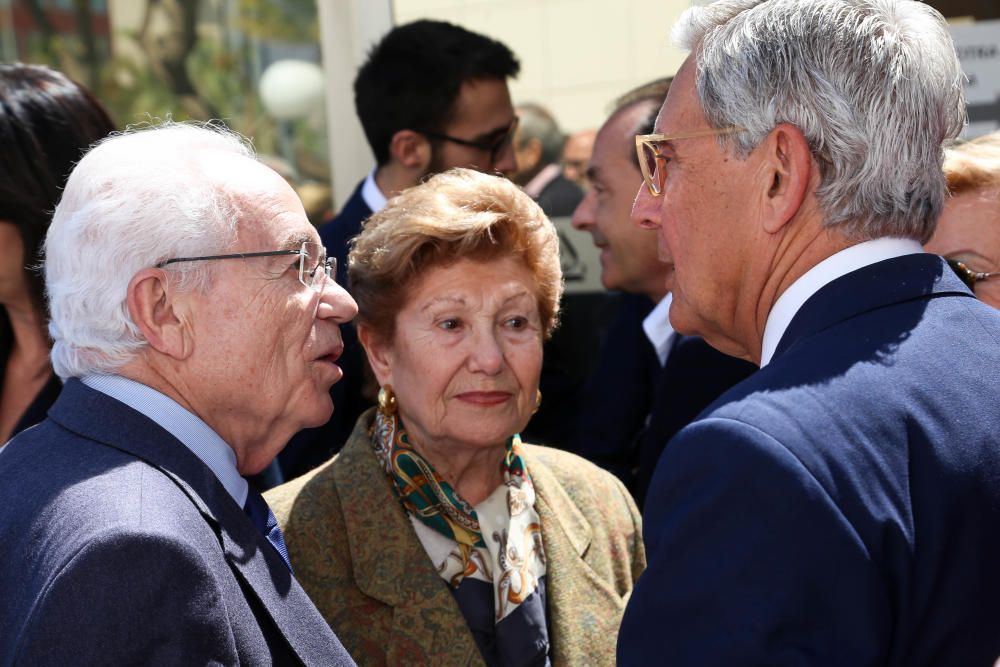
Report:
571,189,596,231
631,181,661,230
316,278,358,324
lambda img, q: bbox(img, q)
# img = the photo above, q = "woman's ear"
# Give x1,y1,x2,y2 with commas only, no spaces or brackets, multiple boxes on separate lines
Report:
357,323,393,386
760,123,813,234
126,268,194,360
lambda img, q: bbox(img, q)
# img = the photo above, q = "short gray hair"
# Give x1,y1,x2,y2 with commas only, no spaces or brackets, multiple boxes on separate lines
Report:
45,121,256,379
675,0,965,242
516,102,565,165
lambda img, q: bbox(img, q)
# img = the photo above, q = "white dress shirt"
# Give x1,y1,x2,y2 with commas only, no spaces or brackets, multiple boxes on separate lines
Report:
760,238,925,367
361,168,388,214
82,374,248,507
642,293,677,368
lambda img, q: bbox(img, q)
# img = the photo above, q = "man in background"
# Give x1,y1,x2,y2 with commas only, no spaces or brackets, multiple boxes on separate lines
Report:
571,79,754,508
561,127,596,189
511,102,583,217
619,0,1000,663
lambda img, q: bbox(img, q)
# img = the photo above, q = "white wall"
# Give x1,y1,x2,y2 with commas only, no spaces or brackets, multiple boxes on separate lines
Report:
393,0,691,132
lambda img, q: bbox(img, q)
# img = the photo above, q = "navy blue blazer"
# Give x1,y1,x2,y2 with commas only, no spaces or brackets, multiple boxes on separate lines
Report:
0,380,355,666
575,294,756,509
618,254,1000,666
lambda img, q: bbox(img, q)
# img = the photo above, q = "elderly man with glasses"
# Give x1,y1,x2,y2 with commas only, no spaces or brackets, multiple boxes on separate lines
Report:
0,122,358,665
618,0,1000,665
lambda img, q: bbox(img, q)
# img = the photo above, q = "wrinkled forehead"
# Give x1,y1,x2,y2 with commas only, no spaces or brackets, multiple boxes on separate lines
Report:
654,57,703,134
214,155,315,247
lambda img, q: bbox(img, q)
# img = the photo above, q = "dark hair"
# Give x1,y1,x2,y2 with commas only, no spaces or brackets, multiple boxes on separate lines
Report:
611,77,672,169
354,20,520,166
0,63,115,314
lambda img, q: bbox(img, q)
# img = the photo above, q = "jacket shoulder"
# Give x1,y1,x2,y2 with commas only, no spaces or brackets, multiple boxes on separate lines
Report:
523,443,633,498
8,523,239,664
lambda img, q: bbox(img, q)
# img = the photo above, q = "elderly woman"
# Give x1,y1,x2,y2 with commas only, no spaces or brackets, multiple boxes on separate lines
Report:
925,130,1000,309
0,64,115,443
267,168,644,666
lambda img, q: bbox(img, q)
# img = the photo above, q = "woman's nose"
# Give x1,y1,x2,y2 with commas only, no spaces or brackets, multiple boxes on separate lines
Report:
467,329,504,375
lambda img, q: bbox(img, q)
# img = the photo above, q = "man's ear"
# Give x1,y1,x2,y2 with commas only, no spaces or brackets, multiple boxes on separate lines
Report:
357,323,393,386
388,129,432,171
760,123,812,234
126,269,194,360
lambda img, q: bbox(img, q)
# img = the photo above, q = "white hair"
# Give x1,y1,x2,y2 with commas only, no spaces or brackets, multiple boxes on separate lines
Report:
45,121,257,379
674,0,965,241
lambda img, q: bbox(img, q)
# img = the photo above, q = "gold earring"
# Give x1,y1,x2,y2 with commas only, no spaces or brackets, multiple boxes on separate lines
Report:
378,384,397,416
533,389,542,415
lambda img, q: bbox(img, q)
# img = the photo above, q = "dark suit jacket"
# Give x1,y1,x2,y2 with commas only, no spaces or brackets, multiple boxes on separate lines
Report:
0,379,354,666
534,171,583,218
267,408,645,667
618,254,1000,666
280,181,373,481
575,294,756,508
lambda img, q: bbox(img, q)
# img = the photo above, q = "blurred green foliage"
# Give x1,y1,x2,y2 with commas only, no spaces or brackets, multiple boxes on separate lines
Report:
5,0,326,178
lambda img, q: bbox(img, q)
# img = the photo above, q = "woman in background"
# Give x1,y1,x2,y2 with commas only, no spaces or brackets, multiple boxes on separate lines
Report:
0,63,115,442
268,168,644,666
925,131,1000,309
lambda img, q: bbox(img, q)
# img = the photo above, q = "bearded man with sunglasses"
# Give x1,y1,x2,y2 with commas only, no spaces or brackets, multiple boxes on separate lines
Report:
618,0,1000,665
0,122,358,665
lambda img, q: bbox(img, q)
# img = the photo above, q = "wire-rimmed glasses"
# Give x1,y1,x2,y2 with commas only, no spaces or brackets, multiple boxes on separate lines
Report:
635,126,745,196
946,258,1000,293
155,241,335,291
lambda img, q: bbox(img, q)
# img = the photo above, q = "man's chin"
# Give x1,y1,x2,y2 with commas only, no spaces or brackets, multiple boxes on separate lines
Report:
299,396,335,430
667,295,702,337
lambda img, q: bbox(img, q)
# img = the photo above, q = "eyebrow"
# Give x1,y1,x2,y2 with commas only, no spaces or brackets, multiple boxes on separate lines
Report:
418,287,534,313
472,118,515,144
276,232,313,249
945,249,993,266
420,295,467,313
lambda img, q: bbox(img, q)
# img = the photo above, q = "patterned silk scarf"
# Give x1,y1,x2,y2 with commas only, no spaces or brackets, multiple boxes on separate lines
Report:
371,409,547,623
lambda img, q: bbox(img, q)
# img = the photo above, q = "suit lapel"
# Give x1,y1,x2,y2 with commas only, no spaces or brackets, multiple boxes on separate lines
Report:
774,253,974,362
527,451,627,666
48,380,350,666
333,418,483,665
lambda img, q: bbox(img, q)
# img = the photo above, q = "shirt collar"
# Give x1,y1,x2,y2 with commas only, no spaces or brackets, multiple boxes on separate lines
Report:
361,168,388,213
642,293,676,367
81,374,248,507
760,237,925,367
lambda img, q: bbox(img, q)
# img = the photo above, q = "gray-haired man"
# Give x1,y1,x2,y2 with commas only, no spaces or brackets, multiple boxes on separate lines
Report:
0,123,357,665
619,0,1000,664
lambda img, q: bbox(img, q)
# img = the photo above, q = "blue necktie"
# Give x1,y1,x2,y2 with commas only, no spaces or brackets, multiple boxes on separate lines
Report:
244,487,293,573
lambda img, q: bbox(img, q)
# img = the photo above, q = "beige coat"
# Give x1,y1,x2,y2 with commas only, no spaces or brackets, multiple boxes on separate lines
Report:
267,409,645,666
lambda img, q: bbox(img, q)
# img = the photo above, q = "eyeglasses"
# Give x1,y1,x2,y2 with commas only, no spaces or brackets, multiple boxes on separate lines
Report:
418,116,519,164
635,126,745,196
156,241,335,291
946,258,1000,293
